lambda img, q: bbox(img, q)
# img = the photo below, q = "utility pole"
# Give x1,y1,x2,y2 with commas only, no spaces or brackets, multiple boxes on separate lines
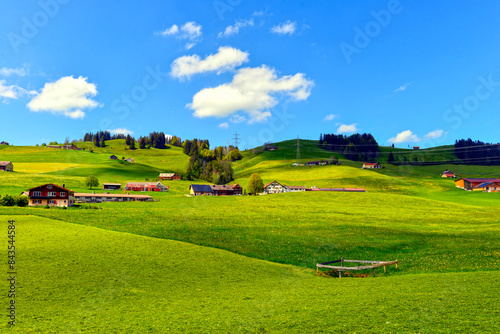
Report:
233,131,239,148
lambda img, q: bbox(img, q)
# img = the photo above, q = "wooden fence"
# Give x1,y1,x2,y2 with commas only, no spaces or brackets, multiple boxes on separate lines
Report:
316,258,398,278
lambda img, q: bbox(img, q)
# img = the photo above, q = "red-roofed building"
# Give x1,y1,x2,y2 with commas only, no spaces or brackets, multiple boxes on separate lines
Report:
362,162,381,169
25,184,74,207
125,181,168,192
472,182,500,193
441,170,457,178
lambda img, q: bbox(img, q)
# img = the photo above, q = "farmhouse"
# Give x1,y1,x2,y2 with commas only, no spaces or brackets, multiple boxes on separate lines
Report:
125,181,169,192
103,183,121,190
471,181,500,193
25,183,74,207
210,183,243,196
0,161,13,172
74,193,153,203
362,162,381,169
109,155,119,160
455,178,500,191
0,141,9,145
189,184,213,196
232,183,243,195
264,181,288,194
125,158,134,162
441,170,457,178
159,172,181,180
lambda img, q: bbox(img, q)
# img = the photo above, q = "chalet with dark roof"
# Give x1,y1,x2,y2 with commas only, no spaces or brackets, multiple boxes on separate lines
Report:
189,184,213,196
159,172,181,180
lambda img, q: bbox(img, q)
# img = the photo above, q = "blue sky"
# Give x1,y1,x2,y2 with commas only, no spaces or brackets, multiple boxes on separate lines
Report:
1,0,500,149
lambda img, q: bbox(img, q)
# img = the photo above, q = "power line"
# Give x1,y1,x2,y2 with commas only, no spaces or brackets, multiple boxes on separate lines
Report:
233,131,239,148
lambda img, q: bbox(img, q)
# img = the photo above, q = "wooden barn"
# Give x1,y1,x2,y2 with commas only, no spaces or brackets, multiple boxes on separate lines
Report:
103,183,122,190
0,161,13,172
455,178,500,191
125,181,168,192
25,183,74,207
159,173,181,180
232,183,243,195
362,162,381,169
441,170,456,178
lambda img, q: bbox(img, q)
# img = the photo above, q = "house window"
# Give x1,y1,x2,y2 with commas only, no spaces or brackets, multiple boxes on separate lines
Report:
33,191,41,196
49,200,55,204
60,192,66,197
48,192,57,197
34,200,41,204
47,185,52,189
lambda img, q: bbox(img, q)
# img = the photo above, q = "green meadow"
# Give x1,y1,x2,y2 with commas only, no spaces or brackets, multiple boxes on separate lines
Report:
0,140,499,332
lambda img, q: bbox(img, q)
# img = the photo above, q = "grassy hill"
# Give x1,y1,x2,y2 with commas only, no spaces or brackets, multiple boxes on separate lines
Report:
0,139,499,332
2,216,498,333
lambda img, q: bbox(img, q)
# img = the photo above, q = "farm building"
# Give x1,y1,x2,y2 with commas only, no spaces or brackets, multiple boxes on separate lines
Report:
455,178,500,191
189,184,213,196
306,161,320,166
0,141,9,145
210,183,243,196
413,146,420,150
287,186,307,192
159,172,181,180
232,183,243,195
74,193,153,203
25,183,74,207
125,158,134,162
125,181,168,192
109,155,119,160
0,161,13,172
471,181,500,192
264,181,288,194
103,183,121,190
441,170,457,178
362,162,381,169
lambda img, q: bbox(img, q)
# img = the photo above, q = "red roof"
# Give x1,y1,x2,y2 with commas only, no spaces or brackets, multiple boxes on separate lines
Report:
459,178,500,183
363,163,379,166
26,183,72,192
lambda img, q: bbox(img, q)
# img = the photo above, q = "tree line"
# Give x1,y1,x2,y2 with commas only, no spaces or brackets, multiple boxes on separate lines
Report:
183,139,242,184
454,139,500,165
319,133,379,161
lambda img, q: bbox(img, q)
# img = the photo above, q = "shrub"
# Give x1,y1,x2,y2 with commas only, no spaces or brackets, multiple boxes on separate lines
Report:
1,194,15,206
16,196,29,207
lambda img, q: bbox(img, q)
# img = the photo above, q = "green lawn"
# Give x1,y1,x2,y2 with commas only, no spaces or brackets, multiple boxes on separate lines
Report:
1,216,498,333
0,141,499,332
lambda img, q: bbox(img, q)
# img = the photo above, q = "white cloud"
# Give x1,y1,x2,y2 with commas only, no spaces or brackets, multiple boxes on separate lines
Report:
424,129,445,139
230,114,246,123
27,76,100,119
0,80,36,101
336,123,358,134
394,82,411,93
218,19,254,38
171,46,249,80
324,114,337,121
218,122,229,129
188,65,313,123
156,21,202,49
0,66,28,77
109,128,134,135
158,25,179,36
388,130,420,143
271,21,297,35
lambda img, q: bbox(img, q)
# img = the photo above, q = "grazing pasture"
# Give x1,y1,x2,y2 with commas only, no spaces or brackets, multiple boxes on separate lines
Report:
0,140,499,332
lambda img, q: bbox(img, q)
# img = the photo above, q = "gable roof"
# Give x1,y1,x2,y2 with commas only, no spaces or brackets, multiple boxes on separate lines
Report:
190,184,213,193
0,161,12,166
473,182,500,188
363,162,379,166
264,181,285,189
26,183,72,193
160,173,177,177
458,178,500,183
